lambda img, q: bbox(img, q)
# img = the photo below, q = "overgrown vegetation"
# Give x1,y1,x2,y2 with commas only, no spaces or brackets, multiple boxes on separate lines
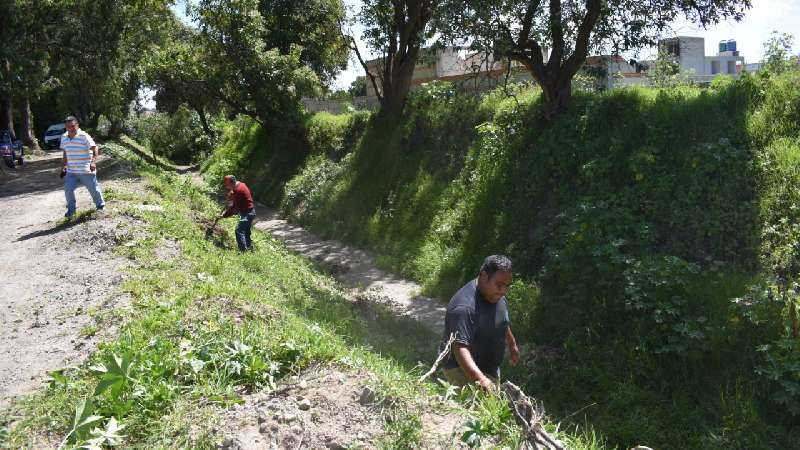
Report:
206,71,800,449
127,106,219,164
3,144,602,448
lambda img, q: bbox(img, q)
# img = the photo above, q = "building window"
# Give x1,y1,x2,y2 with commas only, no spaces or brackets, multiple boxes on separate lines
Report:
727,60,736,74
711,60,720,74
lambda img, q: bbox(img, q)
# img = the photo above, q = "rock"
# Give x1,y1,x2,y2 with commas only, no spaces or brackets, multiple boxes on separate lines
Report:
298,380,308,389
326,441,346,450
219,436,241,450
135,204,164,213
290,425,303,435
259,422,271,435
257,410,269,424
281,434,299,448
298,398,312,411
359,387,376,406
281,413,297,423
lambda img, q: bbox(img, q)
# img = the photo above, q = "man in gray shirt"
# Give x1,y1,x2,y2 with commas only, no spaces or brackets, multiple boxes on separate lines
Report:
441,255,520,391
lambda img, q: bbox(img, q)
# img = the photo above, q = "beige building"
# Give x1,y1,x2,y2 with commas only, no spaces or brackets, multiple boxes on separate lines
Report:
363,47,535,98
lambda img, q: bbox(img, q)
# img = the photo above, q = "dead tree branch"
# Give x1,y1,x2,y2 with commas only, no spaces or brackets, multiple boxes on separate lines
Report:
502,381,565,450
419,333,455,383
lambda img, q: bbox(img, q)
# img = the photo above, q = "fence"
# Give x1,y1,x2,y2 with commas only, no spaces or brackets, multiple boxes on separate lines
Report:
301,96,381,115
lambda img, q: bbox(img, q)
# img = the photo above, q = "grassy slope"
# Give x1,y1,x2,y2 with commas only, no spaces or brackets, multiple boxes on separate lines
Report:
255,74,800,449
1,143,602,449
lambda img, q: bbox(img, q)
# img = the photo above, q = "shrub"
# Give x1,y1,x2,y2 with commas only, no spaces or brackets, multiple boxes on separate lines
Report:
128,106,218,164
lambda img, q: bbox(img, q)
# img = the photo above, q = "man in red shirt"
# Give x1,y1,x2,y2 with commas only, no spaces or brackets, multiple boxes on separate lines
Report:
218,175,256,251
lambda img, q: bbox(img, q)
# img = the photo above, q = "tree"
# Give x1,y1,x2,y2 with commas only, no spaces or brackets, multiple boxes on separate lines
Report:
348,76,368,97
47,0,174,130
650,49,692,88
347,0,436,115
188,0,347,129
4,0,62,148
144,23,221,137
437,0,752,119
763,31,797,75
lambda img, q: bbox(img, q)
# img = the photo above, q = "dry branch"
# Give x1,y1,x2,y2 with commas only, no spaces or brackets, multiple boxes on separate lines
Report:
418,333,455,383
501,381,565,450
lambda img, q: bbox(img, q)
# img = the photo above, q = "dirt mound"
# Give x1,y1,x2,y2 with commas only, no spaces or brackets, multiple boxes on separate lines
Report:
217,365,469,449
218,366,385,449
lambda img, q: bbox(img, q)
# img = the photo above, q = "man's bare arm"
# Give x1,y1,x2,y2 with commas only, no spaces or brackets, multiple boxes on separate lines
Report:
506,326,520,366
90,145,98,171
453,343,495,391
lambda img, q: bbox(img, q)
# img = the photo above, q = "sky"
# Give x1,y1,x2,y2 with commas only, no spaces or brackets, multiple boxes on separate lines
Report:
169,0,800,91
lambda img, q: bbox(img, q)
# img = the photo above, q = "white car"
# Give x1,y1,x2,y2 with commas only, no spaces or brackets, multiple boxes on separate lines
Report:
43,123,66,149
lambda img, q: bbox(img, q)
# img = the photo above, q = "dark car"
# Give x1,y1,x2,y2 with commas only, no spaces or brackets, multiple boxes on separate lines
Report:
1,130,24,168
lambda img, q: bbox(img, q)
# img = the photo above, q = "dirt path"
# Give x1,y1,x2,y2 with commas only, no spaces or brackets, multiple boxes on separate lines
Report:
0,153,136,408
254,209,446,333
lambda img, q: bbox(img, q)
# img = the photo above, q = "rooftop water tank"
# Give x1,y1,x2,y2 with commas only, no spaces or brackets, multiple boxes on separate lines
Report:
719,40,728,53
727,39,737,52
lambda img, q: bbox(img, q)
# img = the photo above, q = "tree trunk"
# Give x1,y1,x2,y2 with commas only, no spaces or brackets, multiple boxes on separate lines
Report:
1,95,15,138
108,119,123,138
19,95,39,149
540,79,573,120
379,52,417,116
192,103,215,137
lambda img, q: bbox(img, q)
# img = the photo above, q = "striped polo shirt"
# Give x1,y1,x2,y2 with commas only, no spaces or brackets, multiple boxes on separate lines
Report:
61,130,96,174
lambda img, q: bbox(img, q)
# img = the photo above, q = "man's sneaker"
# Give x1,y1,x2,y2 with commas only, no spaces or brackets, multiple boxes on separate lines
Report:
64,211,75,219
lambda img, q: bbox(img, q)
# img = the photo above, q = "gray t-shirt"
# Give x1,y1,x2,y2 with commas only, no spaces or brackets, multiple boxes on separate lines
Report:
442,280,509,378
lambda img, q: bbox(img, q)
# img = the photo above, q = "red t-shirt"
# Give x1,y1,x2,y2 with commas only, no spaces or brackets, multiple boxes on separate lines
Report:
224,182,255,217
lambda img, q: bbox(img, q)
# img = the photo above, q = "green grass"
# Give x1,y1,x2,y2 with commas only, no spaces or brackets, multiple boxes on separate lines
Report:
1,145,604,449
235,73,800,449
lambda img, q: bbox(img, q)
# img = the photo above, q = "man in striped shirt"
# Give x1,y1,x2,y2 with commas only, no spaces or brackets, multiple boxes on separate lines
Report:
61,116,105,218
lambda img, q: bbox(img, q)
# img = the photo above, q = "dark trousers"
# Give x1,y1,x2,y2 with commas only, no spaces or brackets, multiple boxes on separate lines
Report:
236,210,256,251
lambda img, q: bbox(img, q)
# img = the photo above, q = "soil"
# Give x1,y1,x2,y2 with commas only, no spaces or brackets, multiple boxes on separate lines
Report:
0,152,144,408
217,365,467,450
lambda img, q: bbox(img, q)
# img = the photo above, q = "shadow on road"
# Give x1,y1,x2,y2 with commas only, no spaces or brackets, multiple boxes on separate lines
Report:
0,151,137,199
15,212,96,242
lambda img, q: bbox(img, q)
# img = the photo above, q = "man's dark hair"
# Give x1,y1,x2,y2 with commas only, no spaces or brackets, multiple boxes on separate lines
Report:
64,115,78,124
480,255,512,277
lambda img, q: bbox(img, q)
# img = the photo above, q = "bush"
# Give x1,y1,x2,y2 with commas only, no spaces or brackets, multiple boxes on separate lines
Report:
202,115,310,205
128,106,218,164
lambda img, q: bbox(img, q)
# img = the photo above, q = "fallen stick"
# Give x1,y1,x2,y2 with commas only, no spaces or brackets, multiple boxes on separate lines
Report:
501,381,565,450
418,333,455,383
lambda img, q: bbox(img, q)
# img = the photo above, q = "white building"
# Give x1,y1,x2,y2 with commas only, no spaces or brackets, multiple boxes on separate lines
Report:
659,36,745,82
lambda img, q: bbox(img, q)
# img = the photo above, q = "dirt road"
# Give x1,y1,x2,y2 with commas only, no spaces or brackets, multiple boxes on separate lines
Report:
0,153,133,408
255,211,446,333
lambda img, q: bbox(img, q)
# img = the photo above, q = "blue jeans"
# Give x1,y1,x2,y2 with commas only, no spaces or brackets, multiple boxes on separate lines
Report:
64,172,105,216
236,210,256,251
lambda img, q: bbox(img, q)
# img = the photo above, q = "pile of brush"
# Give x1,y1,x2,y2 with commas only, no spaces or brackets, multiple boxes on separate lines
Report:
196,215,230,248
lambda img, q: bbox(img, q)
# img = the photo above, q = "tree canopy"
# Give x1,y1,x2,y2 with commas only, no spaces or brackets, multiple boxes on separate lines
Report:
436,0,753,118
179,0,348,129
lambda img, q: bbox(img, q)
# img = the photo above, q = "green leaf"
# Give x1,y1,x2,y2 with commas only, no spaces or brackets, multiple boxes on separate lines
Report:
64,398,105,444
47,369,69,387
